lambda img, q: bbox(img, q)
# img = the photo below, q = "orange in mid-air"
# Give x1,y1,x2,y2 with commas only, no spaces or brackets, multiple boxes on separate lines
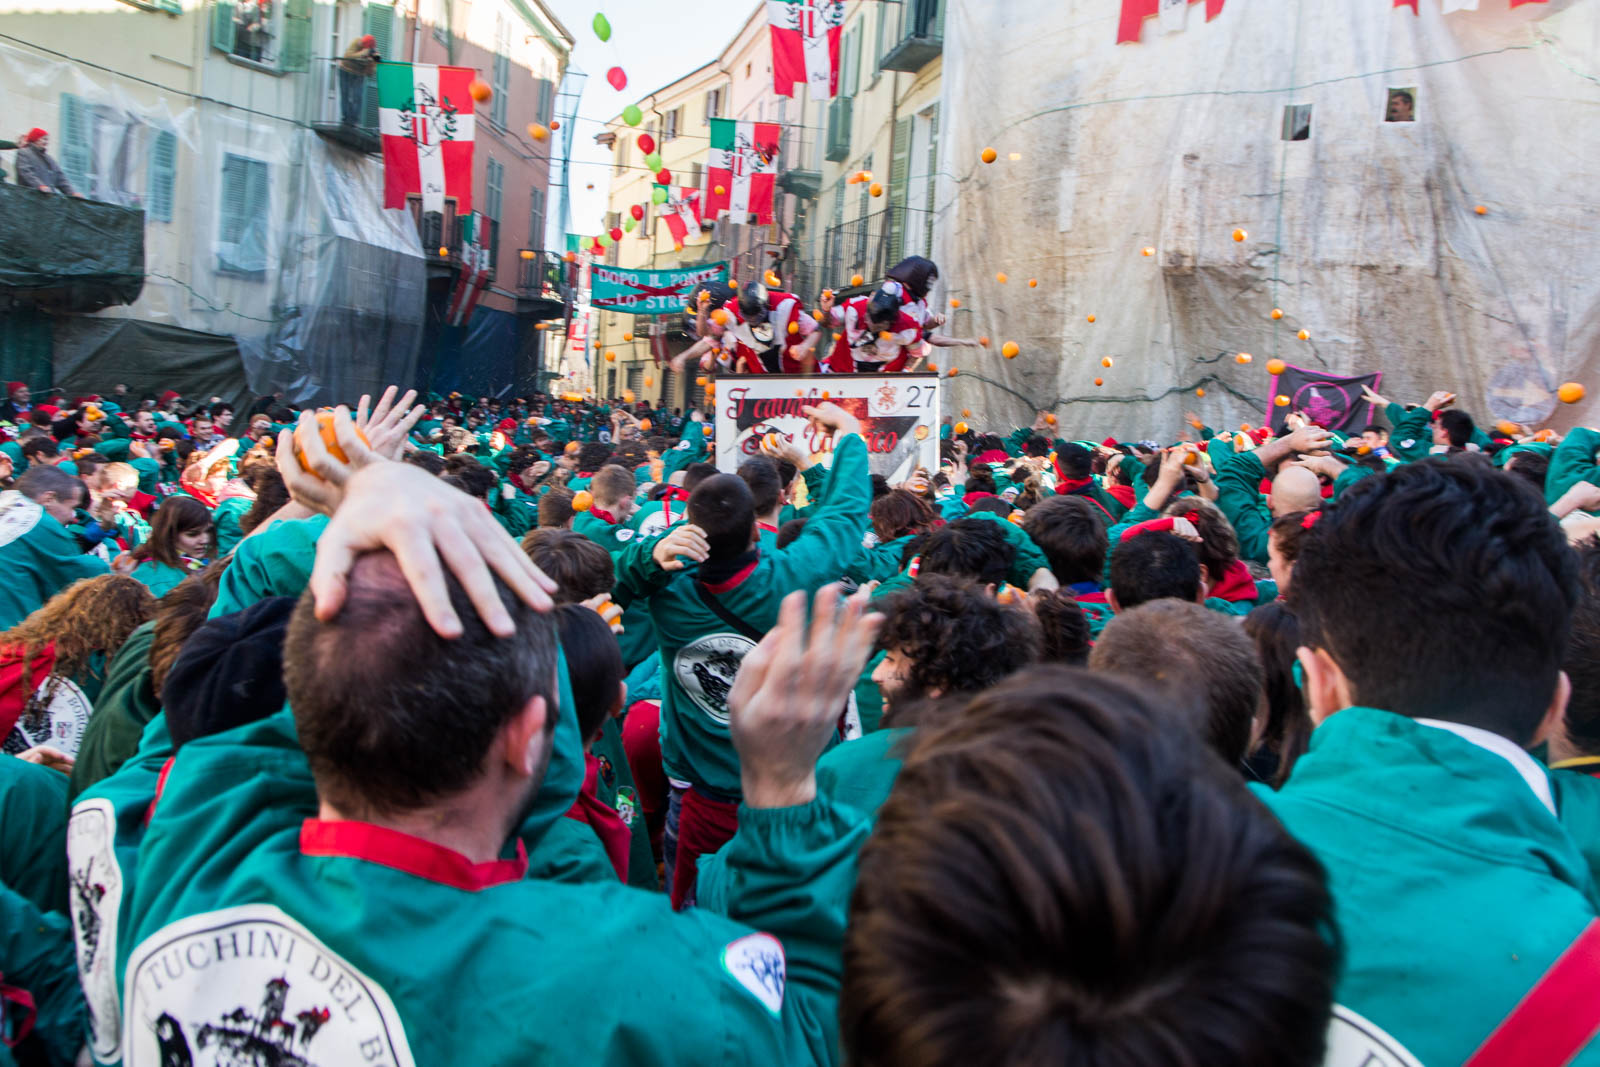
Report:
1101,357,1113,368
469,80,492,102
1559,382,1586,404
1001,341,1020,358
1094,378,1104,387
1236,352,1253,364
1266,359,1286,376
571,490,593,513
996,272,1008,284
980,147,997,164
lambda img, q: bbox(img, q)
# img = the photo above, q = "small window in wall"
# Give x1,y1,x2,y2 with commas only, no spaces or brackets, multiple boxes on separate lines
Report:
1385,88,1416,123
1281,103,1311,142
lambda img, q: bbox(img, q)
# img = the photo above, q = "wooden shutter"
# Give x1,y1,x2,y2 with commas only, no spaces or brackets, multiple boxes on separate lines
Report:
146,129,177,223
211,0,237,54
491,15,509,127
528,186,544,246
887,116,911,262
361,4,395,128
219,153,269,273
58,93,93,194
923,103,939,254
279,0,312,70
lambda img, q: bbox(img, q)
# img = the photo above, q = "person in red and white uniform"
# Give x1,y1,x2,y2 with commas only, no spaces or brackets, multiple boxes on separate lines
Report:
820,285,982,374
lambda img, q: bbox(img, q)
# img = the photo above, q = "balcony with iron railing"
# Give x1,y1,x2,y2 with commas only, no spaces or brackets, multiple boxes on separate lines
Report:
309,57,382,154
880,0,946,73
811,202,934,292
824,96,853,163
516,249,570,314
777,120,822,200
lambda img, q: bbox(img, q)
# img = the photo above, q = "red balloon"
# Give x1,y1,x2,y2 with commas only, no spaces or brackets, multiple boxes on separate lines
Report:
630,204,644,221
656,169,671,185
609,227,623,241
637,133,655,154
606,66,627,91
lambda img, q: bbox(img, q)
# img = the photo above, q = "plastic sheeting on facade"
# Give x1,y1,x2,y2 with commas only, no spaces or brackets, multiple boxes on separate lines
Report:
0,183,144,311
0,39,426,408
933,0,1599,438
419,304,522,401
51,318,249,409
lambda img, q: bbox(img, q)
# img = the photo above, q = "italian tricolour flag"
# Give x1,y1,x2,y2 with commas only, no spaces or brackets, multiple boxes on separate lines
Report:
768,0,843,99
655,185,703,245
705,118,782,225
378,62,477,214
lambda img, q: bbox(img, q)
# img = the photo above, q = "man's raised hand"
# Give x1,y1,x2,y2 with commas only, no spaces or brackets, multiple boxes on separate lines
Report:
652,523,709,572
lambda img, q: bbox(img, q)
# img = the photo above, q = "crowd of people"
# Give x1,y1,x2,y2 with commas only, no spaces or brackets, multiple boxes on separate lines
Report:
2,262,1600,1065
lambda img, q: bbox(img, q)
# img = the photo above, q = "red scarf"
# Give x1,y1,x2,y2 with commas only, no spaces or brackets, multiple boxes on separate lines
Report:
563,755,631,881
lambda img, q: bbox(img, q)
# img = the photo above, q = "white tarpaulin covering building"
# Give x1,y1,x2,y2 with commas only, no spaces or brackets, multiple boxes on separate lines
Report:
934,0,1599,437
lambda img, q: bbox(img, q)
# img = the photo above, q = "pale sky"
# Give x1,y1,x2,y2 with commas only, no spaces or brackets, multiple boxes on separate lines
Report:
544,0,758,238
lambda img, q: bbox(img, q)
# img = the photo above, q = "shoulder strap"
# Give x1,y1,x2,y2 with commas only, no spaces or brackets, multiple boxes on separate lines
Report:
1463,919,1600,1067
694,581,765,642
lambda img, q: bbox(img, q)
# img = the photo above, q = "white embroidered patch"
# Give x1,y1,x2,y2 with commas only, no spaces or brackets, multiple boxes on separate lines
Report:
614,528,635,543
1322,1004,1423,1067
67,798,124,1061
0,491,43,549
1400,439,1416,450
722,932,786,1015
124,903,417,1067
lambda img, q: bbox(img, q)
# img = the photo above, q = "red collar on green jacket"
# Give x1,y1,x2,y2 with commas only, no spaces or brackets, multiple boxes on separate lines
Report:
702,557,759,593
589,507,619,525
299,818,528,891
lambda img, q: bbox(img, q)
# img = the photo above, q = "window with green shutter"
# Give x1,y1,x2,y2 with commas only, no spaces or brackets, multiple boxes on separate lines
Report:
58,93,94,195
218,152,269,275
490,15,509,128
923,103,939,254
886,115,911,262
146,129,177,222
278,0,311,71
211,0,237,54
528,186,544,248
486,157,503,219
361,3,395,128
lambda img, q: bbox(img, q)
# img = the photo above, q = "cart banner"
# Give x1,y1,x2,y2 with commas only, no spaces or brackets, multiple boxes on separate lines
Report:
714,373,940,482
591,262,729,315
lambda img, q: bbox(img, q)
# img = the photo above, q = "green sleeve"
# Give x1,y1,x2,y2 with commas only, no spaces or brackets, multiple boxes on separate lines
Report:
938,494,968,521
793,463,827,515
212,497,251,557
610,531,678,609
0,756,69,915
208,514,329,619
700,798,876,1066
844,538,909,586
0,882,85,1067
1005,427,1031,456
522,815,618,884
768,434,872,593
1386,403,1433,463
969,513,1049,587
1206,436,1233,468
1332,463,1377,501
1547,428,1600,507
97,413,130,441
1214,451,1272,564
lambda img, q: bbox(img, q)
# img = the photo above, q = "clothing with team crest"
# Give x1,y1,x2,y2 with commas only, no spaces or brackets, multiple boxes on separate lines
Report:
109,705,867,1067
613,433,871,797
0,645,110,760
0,490,110,631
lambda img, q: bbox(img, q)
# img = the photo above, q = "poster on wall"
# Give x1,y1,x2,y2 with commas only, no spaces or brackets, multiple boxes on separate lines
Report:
713,373,941,482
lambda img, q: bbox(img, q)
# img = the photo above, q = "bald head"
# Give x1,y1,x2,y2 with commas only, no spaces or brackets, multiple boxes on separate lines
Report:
1271,465,1322,516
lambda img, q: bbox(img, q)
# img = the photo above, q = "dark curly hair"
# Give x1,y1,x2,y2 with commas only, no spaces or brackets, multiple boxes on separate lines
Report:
1029,590,1091,666
875,575,1040,727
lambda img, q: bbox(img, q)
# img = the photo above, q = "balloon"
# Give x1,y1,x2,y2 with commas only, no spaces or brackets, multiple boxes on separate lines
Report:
607,66,627,91
630,204,644,221
592,12,611,40
655,169,671,185
622,105,642,127
623,216,636,232
609,227,623,241
652,186,668,204
598,233,613,248
644,152,663,172
637,133,656,154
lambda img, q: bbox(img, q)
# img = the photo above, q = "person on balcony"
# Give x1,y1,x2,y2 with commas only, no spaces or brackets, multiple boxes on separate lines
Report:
13,130,77,197
339,34,380,128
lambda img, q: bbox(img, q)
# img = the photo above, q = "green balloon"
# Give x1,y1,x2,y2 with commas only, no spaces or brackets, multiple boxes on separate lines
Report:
598,233,613,248
622,104,643,127
623,215,637,233
651,185,669,204
592,12,611,41
644,152,663,172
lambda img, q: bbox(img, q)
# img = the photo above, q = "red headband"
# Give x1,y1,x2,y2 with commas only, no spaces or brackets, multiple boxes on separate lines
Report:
1300,510,1323,530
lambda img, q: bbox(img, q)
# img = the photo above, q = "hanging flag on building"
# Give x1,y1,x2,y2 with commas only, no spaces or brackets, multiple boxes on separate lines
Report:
377,62,477,214
1117,0,1225,43
768,0,845,99
705,119,782,224
592,262,729,315
445,212,492,326
655,185,704,245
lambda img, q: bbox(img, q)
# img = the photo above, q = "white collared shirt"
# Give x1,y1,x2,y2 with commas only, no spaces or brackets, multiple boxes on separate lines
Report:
1414,718,1556,816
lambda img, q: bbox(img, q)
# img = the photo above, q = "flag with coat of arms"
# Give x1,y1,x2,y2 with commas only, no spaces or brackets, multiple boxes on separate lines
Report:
446,212,492,327
705,118,782,224
767,0,844,98
654,185,704,245
377,62,477,214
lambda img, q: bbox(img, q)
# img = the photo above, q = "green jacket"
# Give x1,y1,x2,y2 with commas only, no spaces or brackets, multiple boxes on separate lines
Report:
69,619,159,802
1256,707,1600,1066
130,559,195,597
1213,451,1272,564
0,882,85,1067
1384,402,1434,463
1552,763,1600,890
0,490,110,630
212,496,253,556
615,434,871,796
845,535,914,587
814,727,911,818
0,755,70,915
1548,428,1600,508
113,706,866,1067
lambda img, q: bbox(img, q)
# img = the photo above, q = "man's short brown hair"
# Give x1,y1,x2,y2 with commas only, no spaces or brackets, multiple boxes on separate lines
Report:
538,487,576,528
1089,599,1263,762
520,528,613,604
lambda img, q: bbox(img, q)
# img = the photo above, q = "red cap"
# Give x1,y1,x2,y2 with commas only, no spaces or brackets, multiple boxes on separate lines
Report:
160,390,181,403
36,404,59,418
22,128,46,145
496,417,516,432
360,34,375,47
6,381,24,395
1100,436,1118,448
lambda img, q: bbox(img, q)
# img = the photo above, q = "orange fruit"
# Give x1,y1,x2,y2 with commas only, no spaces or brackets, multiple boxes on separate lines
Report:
1235,352,1253,364
914,425,930,441
1101,357,1113,368
469,79,492,102
439,246,449,257
710,309,730,325
869,183,884,197
1094,378,1104,387
950,298,961,308
295,413,370,474
821,391,830,399
996,272,1008,284
715,184,726,195
811,309,824,321
1232,228,1247,242
1270,308,1284,320
1142,246,1155,257
1196,387,1206,397
1275,395,1290,407
1087,314,1096,323
1182,450,1200,465
528,123,549,142
980,147,997,164
696,376,708,386
926,362,938,373
961,409,972,417
644,376,654,386
702,424,713,436
947,367,959,377
520,249,535,260
1266,359,1286,375
1475,204,1488,216
850,274,864,286
1045,413,1057,425
623,332,634,341
765,270,781,286
1496,420,1519,435
955,421,969,434
640,419,652,430
572,490,593,512
788,322,799,335
978,336,990,347
564,441,580,454
550,120,560,130
1297,329,1310,341
1559,382,1586,404
605,351,616,361
879,331,893,341
1001,341,1020,358
1028,278,1038,288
